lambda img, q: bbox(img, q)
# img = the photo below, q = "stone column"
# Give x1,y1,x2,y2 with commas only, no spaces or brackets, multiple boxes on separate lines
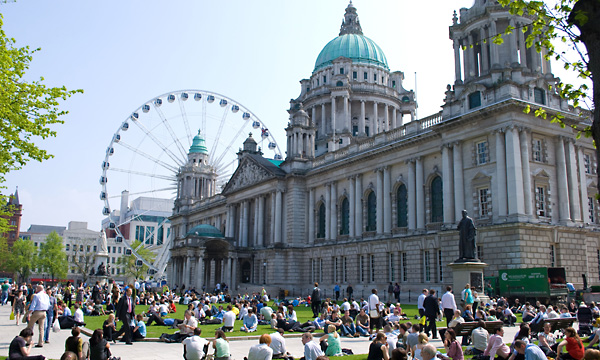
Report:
407,159,416,230
253,200,259,246
517,22,527,68
578,146,590,222
567,140,582,221
257,196,264,246
519,129,533,216
442,144,455,224
384,104,390,131
330,181,338,239
373,102,379,134
270,193,275,245
383,166,392,234
308,188,315,243
505,126,525,216
466,33,474,78
453,38,462,82
480,27,489,74
242,200,249,246
495,129,508,217
509,19,518,64
331,96,337,136
325,183,331,240
311,107,316,127
392,108,397,129
197,256,204,291
355,175,363,236
321,103,327,135
343,96,349,132
185,256,191,288
556,137,571,222
349,177,355,238
274,190,283,243
231,258,237,292
416,157,425,229
225,205,232,237
360,100,366,136
453,142,464,221
490,20,499,68
376,169,384,234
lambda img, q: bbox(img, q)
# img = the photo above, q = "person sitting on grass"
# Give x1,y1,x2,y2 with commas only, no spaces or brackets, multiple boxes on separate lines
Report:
367,331,390,360
65,327,87,360
10,328,46,360
319,325,343,357
182,328,208,360
102,314,117,343
557,327,585,360
213,330,231,360
132,314,146,341
437,329,463,360
241,308,258,332
483,326,511,360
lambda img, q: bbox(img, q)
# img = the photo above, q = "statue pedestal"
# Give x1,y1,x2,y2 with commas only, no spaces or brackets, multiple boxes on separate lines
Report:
449,261,489,309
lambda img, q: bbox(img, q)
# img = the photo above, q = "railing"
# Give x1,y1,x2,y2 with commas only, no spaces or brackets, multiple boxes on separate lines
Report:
419,111,444,129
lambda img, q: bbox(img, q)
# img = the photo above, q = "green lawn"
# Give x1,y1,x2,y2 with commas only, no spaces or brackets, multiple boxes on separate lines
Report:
81,302,455,339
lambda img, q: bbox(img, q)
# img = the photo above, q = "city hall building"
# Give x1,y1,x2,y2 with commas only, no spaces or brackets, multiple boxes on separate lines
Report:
167,0,599,297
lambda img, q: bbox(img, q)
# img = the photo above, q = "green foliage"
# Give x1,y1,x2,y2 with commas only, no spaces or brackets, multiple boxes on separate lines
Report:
5,238,37,282
0,14,82,233
117,240,156,280
0,236,8,270
38,231,68,281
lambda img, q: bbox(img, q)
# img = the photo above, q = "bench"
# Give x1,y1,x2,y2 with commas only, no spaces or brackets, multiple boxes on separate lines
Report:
529,317,576,334
439,320,504,339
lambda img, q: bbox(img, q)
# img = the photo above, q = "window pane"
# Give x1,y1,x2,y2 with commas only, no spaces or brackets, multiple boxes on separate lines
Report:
397,184,408,227
431,176,443,222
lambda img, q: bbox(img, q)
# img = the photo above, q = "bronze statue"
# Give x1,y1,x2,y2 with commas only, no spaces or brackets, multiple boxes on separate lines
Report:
97,262,106,276
457,210,477,261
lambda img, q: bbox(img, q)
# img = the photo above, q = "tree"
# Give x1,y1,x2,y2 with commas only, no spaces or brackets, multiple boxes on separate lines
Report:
117,240,156,281
38,231,68,282
69,237,97,285
5,238,36,282
0,14,82,233
497,0,599,192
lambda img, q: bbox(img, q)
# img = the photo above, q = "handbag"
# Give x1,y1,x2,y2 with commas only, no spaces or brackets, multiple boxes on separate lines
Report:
369,309,379,318
10,311,15,320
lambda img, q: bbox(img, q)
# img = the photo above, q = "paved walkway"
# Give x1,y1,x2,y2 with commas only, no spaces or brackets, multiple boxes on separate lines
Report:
0,305,521,360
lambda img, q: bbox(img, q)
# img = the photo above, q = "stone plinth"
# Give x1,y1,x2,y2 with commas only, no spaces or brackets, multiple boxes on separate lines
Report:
449,261,488,309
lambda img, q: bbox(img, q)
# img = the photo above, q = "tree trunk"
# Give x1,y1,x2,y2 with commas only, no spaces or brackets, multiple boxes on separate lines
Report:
570,0,600,198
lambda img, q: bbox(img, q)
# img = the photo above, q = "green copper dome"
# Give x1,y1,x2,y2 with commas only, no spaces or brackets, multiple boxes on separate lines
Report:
189,130,208,154
187,224,223,237
314,33,389,72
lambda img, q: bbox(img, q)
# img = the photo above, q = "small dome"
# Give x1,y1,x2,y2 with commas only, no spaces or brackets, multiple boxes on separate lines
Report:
314,34,389,72
187,224,224,237
189,130,208,154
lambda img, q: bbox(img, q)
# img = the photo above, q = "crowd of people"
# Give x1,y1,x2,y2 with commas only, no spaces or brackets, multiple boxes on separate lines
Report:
6,278,600,360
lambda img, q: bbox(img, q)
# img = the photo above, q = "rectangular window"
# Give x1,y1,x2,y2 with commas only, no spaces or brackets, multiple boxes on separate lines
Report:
468,91,481,109
93,246,97,252
135,225,145,242
389,253,395,282
340,68,344,74
585,154,592,174
364,72,368,80
534,88,546,105
370,254,376,283
66,244,70,251
353,71,357,79
111,268,115,275
536,186,547,217
323,76,327,83
118,247,122,254
80,245,83,251
392,80,396,88
476,245,483,261
424,251,431,282
589,197,596,223
112,246,116,253
402,252,407,282
317,79,319,86
343,257,347,283
550,244,556,267
479,188,491,217
352,125,358,136
532,139,543,162
116,268,120,275
438,250,443,282
111,257,115,264
146,226,155,245
476,141,489,165
374,74,377,81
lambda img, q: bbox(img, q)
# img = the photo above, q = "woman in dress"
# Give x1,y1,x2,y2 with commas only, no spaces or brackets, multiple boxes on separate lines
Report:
437,329,463,360
213,330,230,360
367,332,390,360
12,290,25,326
319,325,342,357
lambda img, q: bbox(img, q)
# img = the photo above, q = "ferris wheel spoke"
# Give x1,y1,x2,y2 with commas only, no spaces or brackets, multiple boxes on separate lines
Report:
116,141,179,173
130,117,185,167
213,119,251,168
208,106,230,161
178,96,193,148
109,167,175,182
152,102,189,160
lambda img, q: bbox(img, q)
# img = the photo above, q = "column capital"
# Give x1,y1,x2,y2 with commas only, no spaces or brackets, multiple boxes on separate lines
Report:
452,140,462,147
517,126,531,134
493,127,505,134
360,99,366,103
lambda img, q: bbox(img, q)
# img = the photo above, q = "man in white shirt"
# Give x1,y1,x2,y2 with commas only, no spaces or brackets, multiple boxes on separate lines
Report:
301,333,324,360
546,306,559,319
270,329,289,358
441,286,458,326
417,289,428,317
182,328,208,360
27,285,50,347
385,308,402,326
221,304,236,332
179,310,199,336
73,304,85,324
340,299,351,312
260,302,273,320
368,289,382,332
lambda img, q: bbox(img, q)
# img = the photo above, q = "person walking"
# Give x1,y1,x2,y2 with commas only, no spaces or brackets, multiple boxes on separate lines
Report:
26,285,50,348
115,287,135,345
43,288,57,344
441,286,457,326
423,289,440,339
311,283,321,318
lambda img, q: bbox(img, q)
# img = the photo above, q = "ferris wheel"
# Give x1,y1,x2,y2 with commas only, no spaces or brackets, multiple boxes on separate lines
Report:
99,89,283,276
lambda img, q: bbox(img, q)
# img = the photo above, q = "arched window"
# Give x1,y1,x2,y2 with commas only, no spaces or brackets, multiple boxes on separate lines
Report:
366,191,377,231
340,197,349,235
397,184,408,227
431,176,443,223
317,203,326,239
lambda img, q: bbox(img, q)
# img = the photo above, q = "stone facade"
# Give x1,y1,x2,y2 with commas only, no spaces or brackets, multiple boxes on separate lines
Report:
168,1,600,297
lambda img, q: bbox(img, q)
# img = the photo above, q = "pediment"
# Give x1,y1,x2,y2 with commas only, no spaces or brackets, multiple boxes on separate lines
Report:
222,157,276,195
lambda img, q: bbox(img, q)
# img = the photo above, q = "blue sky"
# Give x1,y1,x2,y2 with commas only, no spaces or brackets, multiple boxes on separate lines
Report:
1,0,584,231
